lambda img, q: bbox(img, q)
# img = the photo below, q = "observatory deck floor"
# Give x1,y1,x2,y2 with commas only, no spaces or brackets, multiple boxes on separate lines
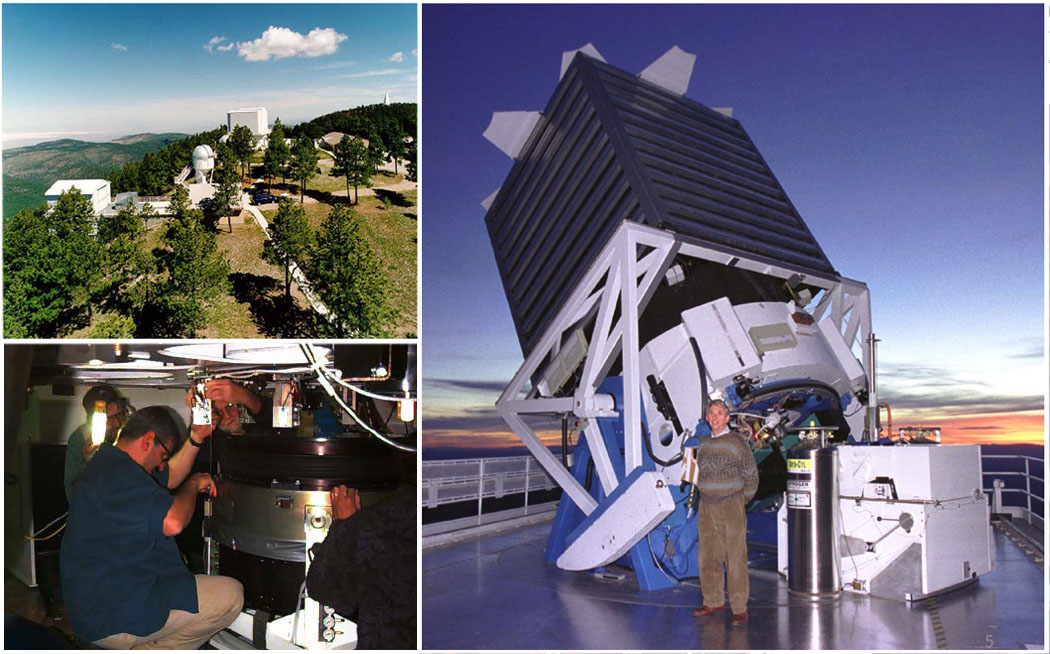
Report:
422,518,1045,651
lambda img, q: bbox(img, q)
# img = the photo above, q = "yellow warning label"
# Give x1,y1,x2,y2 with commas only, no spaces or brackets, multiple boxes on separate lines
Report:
787,458,813,472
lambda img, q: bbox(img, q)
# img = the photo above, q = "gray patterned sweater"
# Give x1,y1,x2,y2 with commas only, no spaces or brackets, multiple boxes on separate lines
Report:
696,430,759,504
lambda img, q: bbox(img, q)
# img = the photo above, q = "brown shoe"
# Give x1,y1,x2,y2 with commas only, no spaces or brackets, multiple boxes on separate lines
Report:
731,610,748,626
692,605,725,617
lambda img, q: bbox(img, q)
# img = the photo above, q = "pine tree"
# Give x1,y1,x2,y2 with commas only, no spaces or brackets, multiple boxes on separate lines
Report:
269,118,291,185
230,124,255,183
2,190,103,336
332,135,371,204
262,199,311,302
290,135,319,204
213,170,240,233
309,205,395,337
405,137,418,183
155,209,231,336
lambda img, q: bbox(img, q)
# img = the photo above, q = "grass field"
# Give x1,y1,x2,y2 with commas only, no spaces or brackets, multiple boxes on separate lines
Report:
201,214,316,337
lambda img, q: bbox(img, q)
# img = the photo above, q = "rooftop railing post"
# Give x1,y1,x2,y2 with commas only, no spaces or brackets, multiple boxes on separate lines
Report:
477,459,486,527
524,457,531,516
1025,458,1032,524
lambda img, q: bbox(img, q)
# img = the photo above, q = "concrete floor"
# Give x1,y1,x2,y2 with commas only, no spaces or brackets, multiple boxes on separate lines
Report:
422,518,1045,651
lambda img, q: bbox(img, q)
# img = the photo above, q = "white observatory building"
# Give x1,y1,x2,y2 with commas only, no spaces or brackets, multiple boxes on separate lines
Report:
44,179,112,216
192,145,216,184
226,107,270,147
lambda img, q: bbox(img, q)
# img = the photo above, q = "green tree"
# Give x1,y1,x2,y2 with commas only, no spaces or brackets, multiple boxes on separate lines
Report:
262,199,312,303
155,210,231,336
289,135,319,204
213,172,240,233
332,135,371,204
2,190,103,336
91,313,137,338
139,151,167,195
230,124,255,183
215,141,236,182
170,184,190,219
96,204,146,305
366,132,386,178
309,205,395,337
404,137,417,183
262,144,283,192
269,118,291,185
384,123,407,177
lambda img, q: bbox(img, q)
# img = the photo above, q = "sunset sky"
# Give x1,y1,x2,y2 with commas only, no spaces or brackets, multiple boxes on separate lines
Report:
420,4,1045,455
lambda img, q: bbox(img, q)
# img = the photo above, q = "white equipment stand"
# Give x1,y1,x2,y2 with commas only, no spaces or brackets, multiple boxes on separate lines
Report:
209,500,358,649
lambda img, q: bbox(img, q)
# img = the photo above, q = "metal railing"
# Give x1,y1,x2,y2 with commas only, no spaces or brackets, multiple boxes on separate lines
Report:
422,455,560,537
981,449,1044,529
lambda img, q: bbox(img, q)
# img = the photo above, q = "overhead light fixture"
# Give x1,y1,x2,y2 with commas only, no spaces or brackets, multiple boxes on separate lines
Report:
159,343,331,365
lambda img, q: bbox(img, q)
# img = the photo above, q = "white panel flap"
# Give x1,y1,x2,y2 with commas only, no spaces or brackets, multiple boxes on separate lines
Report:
639,45,696,96
681,297,762,387
483,111,542,159
560,43,606,79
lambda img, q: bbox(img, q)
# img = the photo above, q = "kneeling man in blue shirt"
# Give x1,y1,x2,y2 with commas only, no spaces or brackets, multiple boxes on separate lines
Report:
60,405,244,649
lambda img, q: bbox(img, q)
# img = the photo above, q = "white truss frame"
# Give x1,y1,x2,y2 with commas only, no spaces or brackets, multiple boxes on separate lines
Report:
496,221,874,512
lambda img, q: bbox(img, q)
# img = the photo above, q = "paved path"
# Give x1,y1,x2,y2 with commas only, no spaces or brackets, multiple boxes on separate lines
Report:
240,194,331,320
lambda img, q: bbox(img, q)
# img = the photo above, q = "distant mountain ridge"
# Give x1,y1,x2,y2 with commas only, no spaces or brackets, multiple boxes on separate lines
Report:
2,132,185,219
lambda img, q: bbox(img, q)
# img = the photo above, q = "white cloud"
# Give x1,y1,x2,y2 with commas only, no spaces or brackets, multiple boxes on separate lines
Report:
334,68,405,80
217,42,235,52
389,51,404,63
236,26,347,62
411,49,418,57
111,43,128,52
204,36,227,53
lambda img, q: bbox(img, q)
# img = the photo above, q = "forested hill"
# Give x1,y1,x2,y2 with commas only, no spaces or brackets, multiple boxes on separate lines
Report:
287,103,417,141
2,133,185,219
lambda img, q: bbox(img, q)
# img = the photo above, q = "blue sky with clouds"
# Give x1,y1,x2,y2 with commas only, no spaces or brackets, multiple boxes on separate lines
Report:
421,4,1045,451
2,3,417,146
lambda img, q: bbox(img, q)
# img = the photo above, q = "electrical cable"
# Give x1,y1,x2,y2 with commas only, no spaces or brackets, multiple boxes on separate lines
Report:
327,378,414,403
26,511,67,538
25,522,66,542
301,344,416,453
290,579,308,646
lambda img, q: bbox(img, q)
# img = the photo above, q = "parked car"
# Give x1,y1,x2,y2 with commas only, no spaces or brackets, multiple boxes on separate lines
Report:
252,193,278,205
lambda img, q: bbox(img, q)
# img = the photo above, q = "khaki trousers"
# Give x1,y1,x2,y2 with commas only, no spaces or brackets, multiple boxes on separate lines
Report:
94,575,244,650
697,495,749,614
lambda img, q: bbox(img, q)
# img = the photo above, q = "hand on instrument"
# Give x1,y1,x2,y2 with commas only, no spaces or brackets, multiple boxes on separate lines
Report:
204,379,261,414
330,485,361,521
81,441,100,462
190,421,216,444
190,472,218,497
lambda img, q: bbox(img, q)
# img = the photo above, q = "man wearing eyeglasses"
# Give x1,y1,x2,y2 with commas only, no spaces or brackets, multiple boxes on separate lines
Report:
60,405,244,649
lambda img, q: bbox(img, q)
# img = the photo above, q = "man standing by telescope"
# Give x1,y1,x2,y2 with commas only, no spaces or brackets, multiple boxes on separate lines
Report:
60,405,244,649
691,399,759,626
